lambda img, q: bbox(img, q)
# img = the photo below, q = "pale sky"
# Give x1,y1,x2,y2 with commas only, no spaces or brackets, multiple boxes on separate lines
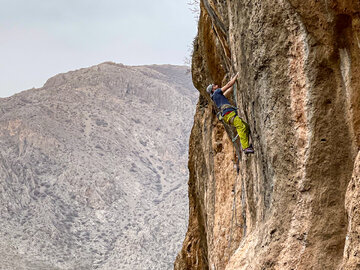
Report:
0,0,198,97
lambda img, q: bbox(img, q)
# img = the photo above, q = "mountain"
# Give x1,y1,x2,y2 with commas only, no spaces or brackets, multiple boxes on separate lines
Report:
0,62,198,270
175,1,360,269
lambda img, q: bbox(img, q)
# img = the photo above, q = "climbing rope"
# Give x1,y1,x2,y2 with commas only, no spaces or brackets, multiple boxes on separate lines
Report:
232,134,239,143
226,76,250,260
225,81,242,259
203,1,252,260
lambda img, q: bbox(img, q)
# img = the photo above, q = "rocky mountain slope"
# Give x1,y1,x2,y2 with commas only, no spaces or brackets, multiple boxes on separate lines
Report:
175,0,360,269
0,62,197,270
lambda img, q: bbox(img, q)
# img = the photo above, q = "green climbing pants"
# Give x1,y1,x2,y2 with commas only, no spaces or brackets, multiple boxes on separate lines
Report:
223,111,250,149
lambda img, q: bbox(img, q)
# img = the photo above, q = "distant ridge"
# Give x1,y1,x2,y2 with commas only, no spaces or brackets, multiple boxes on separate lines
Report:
0,62,198,270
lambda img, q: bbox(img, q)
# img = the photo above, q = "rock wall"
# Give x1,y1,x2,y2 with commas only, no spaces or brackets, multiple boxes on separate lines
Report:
175,0,360,269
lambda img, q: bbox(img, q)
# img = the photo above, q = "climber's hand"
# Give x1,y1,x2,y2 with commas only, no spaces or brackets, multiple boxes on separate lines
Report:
222,73,238,92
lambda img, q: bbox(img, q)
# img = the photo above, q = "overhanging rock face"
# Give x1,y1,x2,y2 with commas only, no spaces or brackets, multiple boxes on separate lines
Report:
175,1,360,269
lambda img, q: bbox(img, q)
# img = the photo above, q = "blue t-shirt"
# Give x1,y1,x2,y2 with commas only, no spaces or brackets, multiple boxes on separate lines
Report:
211,88,234,116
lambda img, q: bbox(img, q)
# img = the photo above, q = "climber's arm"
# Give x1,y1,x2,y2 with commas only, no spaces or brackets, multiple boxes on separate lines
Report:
221,72,239,93
223,87,233,98
222,73,239,98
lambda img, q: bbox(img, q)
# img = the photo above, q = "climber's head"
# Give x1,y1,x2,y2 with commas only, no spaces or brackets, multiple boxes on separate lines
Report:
206,84,218,95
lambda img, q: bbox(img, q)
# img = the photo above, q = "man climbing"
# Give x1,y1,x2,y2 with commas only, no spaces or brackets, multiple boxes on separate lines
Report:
206,73,254,154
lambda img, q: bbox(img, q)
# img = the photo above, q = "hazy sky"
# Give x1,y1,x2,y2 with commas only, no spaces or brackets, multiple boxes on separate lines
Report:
0,0,198,97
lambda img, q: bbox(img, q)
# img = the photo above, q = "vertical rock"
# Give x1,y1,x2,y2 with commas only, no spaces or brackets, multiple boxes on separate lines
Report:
176,0,360,269
342,151,360,269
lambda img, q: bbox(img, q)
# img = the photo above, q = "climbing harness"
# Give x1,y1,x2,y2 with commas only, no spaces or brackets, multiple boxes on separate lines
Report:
216,104,238,121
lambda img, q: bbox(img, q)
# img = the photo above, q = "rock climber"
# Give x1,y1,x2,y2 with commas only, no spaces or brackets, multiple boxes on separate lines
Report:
206,73,254,154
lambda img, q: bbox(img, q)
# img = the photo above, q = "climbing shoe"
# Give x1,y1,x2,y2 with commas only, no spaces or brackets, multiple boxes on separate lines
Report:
243,146,254,154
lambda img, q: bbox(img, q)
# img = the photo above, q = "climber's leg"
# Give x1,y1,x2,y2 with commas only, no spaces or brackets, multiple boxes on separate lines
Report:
233,116,250,150
223,111,250,149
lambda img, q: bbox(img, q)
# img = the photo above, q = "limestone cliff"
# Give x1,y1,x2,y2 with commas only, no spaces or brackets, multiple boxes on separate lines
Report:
175,0,360,269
